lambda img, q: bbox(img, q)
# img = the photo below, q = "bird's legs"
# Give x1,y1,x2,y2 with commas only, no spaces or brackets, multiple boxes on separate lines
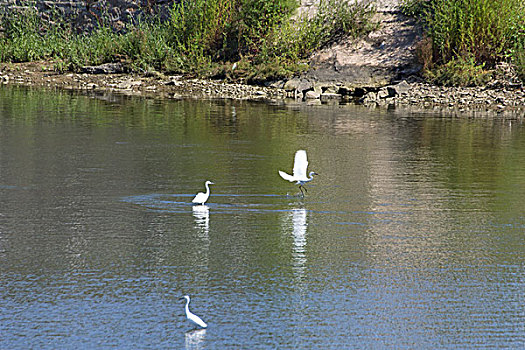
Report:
299,185,306,197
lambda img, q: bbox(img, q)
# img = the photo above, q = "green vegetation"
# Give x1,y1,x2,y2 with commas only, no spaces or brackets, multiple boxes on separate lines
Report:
0,0,376,82
424,56,492,87
402,0,525,86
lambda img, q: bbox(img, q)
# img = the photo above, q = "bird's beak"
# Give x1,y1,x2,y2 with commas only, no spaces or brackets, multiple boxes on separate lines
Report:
178,297,185,301
210,182,215,185
314,172,319,175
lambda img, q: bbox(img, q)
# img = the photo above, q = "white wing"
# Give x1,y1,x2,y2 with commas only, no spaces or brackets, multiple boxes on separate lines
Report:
189,312,208,328
279,170,295,182
292,150,308,180
192,192,207,204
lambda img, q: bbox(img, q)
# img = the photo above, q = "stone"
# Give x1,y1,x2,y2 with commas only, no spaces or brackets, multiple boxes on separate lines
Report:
297,79,314,93
164,79,182,86
283,78,313,96
306,99,322,106
268,80,285,89
360,92,378,104
81,63,125,74
117,79,141,89
387,80,411,96
283,78,301,91
320,92,341,101
305,90,321,99
377,87,390,99
324,85,338,94
313,84,323,94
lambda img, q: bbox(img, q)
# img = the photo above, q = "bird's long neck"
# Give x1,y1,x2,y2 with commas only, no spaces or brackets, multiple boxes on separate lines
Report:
205,183,210,196
185,299,191,315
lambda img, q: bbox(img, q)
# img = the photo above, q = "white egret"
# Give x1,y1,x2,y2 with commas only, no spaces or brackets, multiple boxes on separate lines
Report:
192,181,214,205
279,150,318,196
179,295,208,329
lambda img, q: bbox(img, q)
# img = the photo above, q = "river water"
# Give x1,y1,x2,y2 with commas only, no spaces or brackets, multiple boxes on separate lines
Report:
1,87,524,349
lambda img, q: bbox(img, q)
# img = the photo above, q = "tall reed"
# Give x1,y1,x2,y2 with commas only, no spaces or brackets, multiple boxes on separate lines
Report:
414,0,525,85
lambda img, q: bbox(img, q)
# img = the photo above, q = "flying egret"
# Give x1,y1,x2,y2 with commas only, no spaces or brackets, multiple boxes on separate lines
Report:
192,181,214,205
179,295,208,329
279,150,318,196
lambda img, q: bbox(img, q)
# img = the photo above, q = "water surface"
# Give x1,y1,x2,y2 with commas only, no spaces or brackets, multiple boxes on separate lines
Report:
1,87,524,349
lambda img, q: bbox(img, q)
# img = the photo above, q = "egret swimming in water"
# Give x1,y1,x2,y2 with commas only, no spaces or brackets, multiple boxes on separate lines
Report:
192,181,214,205
179,295,208,329
279,150,318,196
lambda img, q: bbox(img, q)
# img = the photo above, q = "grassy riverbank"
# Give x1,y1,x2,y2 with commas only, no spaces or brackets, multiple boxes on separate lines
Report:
402,0,525,86
1,0,523,88
0,0,375,82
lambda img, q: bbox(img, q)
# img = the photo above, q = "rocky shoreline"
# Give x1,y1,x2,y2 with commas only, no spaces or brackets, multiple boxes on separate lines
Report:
0,61,284,101
1,61,524,114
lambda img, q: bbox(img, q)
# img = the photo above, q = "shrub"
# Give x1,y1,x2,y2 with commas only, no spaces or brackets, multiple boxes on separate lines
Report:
506,11,525,81
0,6,67,62
399,0,431,17
164,0,376,78
257,0,376,72
425,55,492,86
406,0,525,85
426,0,523,66
0,0,377,81
165,0,297,73
512,44,525,82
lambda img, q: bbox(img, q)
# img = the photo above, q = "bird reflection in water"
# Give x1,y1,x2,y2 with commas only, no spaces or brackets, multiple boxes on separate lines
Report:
284,208,310,325
291,208,307,270
191,205,210,280
185,329,206,350
192,205,210,235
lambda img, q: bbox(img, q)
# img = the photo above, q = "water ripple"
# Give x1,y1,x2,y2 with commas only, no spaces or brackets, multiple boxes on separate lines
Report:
121,193,344,214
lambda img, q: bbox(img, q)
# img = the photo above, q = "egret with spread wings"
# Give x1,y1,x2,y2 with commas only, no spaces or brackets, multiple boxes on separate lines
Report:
279,150,318,196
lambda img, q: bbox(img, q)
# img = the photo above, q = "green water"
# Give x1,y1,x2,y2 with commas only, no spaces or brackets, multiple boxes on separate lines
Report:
1,86,524,349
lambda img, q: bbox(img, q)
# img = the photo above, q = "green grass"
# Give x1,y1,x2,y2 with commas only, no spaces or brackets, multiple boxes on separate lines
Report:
425,55,492,87
404,0,525,85
0,0,376,82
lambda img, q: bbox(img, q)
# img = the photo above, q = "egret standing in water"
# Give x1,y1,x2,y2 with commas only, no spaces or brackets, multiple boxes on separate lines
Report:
279,150,318,196
179,295,208,329
192,181,214,205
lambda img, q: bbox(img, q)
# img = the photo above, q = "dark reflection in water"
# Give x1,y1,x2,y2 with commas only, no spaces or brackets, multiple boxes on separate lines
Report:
0,86,524,349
